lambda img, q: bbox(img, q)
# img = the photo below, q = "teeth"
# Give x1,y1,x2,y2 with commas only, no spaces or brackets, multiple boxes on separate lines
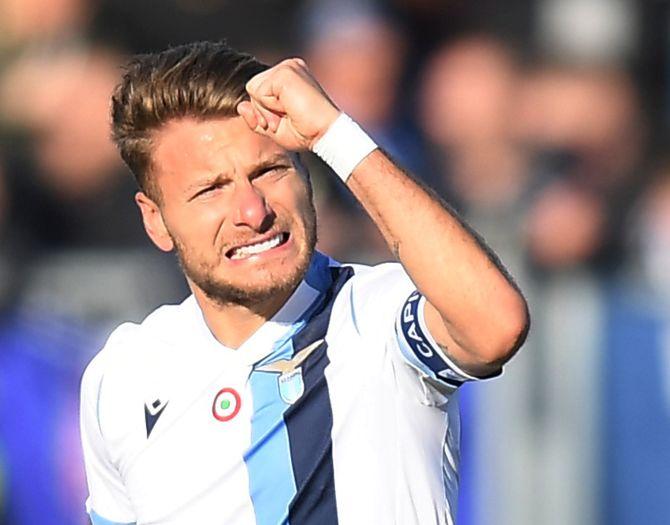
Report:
230,234,283,259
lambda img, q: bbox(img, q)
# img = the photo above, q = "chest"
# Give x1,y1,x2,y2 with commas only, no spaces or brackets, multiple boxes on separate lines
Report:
101,325,427,524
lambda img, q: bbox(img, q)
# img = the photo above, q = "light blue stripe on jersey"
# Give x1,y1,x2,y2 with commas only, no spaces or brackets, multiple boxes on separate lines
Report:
245,337,297,525
89,510,135,525
244,252,333,525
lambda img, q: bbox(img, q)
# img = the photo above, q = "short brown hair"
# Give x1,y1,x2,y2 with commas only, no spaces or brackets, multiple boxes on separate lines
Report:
111,41,267,199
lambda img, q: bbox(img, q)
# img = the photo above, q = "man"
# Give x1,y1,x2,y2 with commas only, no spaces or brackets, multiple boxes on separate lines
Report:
80,41,529,525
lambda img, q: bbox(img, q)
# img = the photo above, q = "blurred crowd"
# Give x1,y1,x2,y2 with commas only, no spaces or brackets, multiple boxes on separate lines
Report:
0,0,669,524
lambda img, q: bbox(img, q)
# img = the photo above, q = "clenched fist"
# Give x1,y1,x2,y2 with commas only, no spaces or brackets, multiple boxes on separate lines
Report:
236,58,341,151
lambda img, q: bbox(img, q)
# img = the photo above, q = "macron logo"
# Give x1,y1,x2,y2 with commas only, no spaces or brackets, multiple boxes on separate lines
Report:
144,398,168,438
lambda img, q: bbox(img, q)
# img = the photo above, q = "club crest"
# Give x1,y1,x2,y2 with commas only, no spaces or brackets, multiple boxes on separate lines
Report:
277,368,305,405
256,338,324,405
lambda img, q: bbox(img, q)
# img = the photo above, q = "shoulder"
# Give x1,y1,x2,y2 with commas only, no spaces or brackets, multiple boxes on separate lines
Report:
343,260,410,282
334,260,415,305
328,259,416,333
80,322,138,398
81,296,195,399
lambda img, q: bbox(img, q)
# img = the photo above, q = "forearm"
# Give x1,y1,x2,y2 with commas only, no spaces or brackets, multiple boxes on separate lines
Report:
347,149,528,368
238,60,528,369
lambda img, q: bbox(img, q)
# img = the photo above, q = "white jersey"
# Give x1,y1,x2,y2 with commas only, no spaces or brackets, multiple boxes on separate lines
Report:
80,252,496,525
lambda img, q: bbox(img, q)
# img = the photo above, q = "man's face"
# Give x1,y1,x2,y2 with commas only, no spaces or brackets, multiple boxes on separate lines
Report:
145,116,317,307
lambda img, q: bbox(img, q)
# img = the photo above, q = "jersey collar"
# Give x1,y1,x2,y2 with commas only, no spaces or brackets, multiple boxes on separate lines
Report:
189,253,331,366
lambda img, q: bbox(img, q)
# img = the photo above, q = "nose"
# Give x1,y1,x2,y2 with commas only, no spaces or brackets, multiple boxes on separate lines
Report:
231,180,274,231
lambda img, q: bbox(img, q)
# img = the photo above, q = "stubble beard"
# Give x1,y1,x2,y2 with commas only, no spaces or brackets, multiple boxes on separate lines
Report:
173,204,317,309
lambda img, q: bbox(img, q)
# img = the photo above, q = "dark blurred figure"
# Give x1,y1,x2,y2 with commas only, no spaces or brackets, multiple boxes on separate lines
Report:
518,65,647,274
1,45,141,246
420,36,530,209
0,43,186,323
418,35,532,277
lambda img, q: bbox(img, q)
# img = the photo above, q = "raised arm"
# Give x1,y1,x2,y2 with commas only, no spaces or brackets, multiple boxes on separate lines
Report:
238,58,529,377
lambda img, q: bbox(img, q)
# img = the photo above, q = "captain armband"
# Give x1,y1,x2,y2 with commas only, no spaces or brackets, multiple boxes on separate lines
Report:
396,290,500,388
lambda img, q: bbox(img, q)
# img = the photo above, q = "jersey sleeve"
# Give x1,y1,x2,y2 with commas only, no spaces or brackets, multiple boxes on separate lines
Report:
80,352,137,525
344,262,501,408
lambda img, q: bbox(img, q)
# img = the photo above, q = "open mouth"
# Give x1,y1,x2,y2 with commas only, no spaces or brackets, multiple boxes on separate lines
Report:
226,232,290,260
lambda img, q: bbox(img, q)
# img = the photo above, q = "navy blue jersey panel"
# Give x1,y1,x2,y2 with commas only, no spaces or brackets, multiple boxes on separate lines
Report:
284,340,337,524
284,266,354,525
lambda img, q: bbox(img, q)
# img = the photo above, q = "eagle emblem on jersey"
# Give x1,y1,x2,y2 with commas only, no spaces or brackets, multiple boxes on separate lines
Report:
257,338,325,404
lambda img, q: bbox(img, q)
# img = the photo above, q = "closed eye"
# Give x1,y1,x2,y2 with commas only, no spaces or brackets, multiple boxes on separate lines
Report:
188,163,291,201
251,164,291,182
190,180,230,200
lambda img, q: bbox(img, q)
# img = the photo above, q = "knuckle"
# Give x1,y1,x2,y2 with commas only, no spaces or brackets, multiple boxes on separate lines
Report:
280,62,295,73
273,66,293,82
275,59,294,71
246,78,260,94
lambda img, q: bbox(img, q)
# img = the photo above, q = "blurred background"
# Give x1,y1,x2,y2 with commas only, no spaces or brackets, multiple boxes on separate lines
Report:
0,0,668,523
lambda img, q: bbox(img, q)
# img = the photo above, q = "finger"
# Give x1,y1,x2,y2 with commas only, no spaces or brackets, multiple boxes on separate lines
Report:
289,57,307,69
257,93,284,113
236,101,258,130
278,57,306,69
252,99,282,132
250,100,268,129
266,111,281,133
248,63,297,101
246,68,272,96
239,100,278,137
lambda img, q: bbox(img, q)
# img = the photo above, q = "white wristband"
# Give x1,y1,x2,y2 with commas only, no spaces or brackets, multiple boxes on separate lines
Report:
311,113,378,182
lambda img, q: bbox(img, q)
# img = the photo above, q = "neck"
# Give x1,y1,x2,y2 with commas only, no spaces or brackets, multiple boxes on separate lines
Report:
191,284,296,349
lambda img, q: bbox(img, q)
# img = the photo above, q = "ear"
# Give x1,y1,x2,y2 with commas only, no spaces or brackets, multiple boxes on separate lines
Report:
135,192,174,252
